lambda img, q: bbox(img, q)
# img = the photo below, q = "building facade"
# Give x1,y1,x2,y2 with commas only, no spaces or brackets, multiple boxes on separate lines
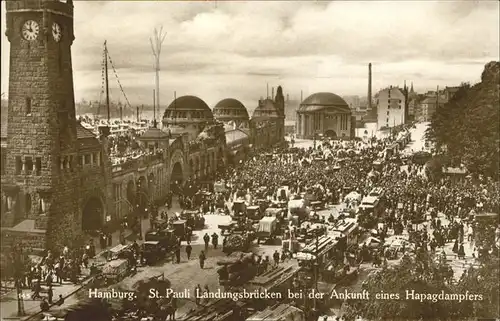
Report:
213,98,252,164
420,96,447,122
250,86,286,148
376,87,407,128
296,92,355,139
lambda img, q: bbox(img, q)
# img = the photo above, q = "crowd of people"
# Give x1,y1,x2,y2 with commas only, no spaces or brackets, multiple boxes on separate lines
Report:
4,124,499,320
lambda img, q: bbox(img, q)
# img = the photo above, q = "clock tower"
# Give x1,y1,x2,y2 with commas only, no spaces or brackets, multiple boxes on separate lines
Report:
3,0,82,250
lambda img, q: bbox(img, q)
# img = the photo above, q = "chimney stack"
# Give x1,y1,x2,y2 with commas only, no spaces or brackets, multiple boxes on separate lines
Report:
286,94,289,102
272,87,275,99
136,106,139,122
368,63,372,110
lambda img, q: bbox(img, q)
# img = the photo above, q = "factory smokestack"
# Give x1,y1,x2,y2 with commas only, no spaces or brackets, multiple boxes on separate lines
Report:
368,63,372,110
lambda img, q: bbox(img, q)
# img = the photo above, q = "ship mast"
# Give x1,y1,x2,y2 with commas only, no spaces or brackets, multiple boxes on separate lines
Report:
104,40,110,123
153,89,156,127
150,26,167,128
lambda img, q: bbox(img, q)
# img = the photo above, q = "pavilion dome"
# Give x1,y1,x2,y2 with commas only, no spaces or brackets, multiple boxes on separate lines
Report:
213,98,249,121
163,95,213,120
298,92,351,113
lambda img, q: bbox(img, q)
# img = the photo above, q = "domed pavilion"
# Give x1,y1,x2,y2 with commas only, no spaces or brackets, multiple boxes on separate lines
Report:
162,95,214,141
213,98,249,129
296,92,354,139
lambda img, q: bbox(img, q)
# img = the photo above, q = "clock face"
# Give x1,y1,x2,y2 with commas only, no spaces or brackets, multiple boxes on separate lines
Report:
21,20,39,41
52,22,62,42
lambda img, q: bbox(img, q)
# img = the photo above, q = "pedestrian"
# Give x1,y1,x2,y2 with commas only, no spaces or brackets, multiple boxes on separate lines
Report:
458,243,465,259
211,233,218,249
199,250,206,269
47,286,53,304
203,285,210,304
194,284,202,306
467,224,474,242
203,233,210,251
185,243,192,260
40,298,49,312
273,250,280,266
280,251,287,262
452,239,458,253
175,245,181,264
56,294,64,306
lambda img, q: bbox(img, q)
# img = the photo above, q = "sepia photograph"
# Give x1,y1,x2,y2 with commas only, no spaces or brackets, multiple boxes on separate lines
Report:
0,0,499,320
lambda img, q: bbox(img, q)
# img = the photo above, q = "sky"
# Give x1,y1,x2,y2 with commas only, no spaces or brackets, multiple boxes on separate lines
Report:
1,0,499,113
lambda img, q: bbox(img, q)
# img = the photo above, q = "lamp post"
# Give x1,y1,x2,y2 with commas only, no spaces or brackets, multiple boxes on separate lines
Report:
136,187,153,240
311,227,321,318
12,245,26,316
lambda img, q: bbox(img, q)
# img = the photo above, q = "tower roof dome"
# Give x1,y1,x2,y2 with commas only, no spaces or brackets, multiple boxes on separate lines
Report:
163,95,213,120
298,92,351,113
214,98,249,121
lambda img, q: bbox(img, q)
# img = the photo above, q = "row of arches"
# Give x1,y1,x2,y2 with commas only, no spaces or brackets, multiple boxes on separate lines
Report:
81,161,185,233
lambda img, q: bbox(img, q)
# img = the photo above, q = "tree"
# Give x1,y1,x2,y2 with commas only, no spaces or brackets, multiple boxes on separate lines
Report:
426,62,500,178
343,250,499,320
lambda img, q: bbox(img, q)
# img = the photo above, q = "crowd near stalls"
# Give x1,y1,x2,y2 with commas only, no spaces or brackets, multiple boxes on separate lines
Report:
18,123,499,321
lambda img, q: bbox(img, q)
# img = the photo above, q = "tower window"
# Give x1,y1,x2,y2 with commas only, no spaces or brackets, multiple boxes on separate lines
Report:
15,156,22,174
25,157,33,174
26,97,32,115
69,155,74,171
35,157,42,175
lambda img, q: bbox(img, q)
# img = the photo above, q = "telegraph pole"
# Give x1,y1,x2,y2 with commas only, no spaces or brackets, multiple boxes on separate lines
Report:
150,26,167,127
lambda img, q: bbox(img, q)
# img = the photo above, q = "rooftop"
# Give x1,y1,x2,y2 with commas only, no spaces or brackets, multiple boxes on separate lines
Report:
298,92,351,114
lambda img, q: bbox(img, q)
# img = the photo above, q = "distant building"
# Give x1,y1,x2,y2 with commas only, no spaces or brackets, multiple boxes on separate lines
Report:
444,86,460,101
296,92,355,139
417,86,458,121
420,95,447,122
406,82,418,121
376,86,407,128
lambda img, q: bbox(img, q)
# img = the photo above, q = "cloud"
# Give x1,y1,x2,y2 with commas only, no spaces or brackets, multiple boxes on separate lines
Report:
1,0,499,108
